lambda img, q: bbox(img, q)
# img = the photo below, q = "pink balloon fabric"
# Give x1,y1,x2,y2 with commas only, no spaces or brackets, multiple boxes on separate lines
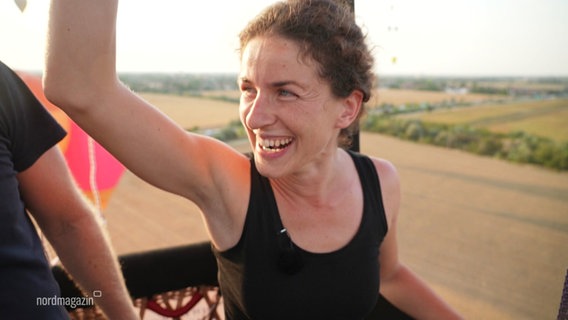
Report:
16,71,125,209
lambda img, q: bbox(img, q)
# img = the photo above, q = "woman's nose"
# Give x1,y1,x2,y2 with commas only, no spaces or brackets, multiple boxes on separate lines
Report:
244,92,275,130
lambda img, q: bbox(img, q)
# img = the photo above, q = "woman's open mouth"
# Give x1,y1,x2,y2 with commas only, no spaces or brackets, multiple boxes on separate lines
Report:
258,137,294,153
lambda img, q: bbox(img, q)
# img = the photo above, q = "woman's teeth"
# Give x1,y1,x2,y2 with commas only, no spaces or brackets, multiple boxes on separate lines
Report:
260,138,293,152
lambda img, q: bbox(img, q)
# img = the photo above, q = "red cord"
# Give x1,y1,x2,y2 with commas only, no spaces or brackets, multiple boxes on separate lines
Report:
146,292,203,317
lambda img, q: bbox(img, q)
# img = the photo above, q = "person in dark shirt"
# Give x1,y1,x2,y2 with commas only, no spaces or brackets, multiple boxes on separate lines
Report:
0,60,137,319
45,0,462,318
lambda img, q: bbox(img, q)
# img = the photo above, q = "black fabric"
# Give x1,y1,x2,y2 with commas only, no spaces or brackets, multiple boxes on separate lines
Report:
119,242,219,299
0,61,68,318
213,150,388,319
365,294,414,320
53,242,414,318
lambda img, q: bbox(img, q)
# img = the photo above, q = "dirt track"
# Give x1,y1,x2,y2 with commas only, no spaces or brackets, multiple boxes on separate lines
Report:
102,108,568,319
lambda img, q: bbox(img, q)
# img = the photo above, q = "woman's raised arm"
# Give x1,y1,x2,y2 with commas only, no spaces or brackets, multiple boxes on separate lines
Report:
43,0,246,209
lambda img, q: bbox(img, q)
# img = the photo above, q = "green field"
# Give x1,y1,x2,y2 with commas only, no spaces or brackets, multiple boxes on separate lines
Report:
398,99,568,142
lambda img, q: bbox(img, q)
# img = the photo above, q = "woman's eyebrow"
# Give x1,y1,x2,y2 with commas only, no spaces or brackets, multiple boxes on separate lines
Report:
238,78,305,89
269,80,305,89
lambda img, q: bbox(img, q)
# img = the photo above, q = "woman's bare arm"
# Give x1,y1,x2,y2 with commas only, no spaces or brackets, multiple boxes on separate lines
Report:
374,158,463,319
44,0,245,208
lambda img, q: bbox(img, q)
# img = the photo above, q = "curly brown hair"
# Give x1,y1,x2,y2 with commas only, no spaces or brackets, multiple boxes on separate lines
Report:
239,0,375,148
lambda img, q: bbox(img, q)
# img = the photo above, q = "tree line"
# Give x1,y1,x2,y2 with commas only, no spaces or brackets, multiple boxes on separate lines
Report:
362,115,568,171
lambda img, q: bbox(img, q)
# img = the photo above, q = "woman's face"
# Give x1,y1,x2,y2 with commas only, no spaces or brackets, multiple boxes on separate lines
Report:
238,36,354,178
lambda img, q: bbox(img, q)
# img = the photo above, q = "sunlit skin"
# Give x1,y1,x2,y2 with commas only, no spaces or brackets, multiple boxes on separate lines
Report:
239,36,354,179
238,36,368,252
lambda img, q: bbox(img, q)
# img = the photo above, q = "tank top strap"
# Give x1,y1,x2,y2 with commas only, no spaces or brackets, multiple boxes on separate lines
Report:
346,150,389,236
248,156,282,232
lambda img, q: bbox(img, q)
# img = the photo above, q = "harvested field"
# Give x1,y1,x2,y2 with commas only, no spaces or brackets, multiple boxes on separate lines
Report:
398,98,568,142
101,95,568,319
369,88,499,107
360,133,568,320
139,92,240,130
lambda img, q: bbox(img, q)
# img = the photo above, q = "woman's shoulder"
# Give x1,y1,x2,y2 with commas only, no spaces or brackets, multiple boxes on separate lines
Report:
347,150,399,182
364,154,401,227
368,156,399,180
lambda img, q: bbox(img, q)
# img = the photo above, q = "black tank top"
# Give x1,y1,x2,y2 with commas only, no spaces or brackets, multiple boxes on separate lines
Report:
213,150,388,319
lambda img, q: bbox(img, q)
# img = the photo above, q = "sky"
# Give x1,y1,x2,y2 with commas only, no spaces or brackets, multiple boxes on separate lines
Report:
1,0,567,77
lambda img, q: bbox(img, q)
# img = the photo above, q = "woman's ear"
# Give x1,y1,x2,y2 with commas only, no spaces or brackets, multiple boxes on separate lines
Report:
336,90,363,129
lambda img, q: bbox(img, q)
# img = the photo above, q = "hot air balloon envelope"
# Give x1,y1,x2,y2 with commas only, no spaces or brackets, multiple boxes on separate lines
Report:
16,71,125,209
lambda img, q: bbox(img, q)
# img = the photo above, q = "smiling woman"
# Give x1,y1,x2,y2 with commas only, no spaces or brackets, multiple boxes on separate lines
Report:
44,0,463,318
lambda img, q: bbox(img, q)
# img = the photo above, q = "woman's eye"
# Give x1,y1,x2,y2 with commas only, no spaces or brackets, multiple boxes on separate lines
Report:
240,87,256,98
279,89,295,97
